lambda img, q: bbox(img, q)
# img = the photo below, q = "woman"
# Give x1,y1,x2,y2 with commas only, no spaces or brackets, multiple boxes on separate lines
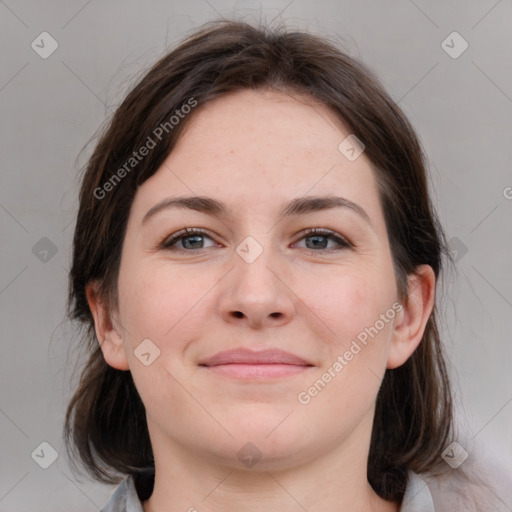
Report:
64,20,509,511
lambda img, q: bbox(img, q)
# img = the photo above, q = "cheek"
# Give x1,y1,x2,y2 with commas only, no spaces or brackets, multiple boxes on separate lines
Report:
296,274,395,426
118,261,213,351
296,262,396,347
117,263,211,408
294,263,397,405
320,271,397,389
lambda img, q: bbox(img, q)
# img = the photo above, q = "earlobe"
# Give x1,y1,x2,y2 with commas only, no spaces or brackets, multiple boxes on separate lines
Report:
85,281,130,371
387,265,436,369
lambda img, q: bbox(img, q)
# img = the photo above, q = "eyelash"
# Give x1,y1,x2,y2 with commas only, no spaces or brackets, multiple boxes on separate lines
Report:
159,227,353,254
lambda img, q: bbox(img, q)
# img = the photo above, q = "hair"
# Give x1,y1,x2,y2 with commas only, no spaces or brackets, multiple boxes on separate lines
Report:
64,19,455,503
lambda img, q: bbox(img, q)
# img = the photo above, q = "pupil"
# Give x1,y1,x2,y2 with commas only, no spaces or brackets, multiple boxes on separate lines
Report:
183,235,203,249
306,235,327,249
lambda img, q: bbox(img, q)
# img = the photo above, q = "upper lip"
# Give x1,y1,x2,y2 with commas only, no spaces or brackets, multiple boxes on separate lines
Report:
199,348,314,367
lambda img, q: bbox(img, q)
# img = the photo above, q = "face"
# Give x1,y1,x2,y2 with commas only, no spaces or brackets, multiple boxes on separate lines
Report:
89,88,431,471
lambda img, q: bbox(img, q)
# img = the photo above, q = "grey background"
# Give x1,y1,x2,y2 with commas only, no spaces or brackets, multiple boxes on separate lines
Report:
1,0,511,510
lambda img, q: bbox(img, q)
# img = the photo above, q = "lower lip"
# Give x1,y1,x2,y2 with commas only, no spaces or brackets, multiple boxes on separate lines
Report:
203,363,312,379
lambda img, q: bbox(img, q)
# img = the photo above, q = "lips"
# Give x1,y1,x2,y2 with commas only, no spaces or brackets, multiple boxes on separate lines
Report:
199,348,314,367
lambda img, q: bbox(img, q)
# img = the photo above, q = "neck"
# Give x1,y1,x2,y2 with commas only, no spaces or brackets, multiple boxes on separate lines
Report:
142,418,399,512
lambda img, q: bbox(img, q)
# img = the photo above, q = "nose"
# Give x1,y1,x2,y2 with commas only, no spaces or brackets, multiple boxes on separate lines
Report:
218,241,296,329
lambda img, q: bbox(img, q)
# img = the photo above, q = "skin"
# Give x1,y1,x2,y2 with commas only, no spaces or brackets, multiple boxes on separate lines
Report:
86,89,435,512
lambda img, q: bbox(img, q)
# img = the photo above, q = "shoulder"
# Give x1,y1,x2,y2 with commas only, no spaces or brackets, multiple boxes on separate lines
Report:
405,448,512,512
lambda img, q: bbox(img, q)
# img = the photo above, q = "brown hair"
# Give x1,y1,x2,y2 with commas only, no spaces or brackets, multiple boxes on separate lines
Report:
64,19,454,502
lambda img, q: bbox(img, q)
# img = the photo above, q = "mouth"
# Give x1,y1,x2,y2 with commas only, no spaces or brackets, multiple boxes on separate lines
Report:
198,348,315,380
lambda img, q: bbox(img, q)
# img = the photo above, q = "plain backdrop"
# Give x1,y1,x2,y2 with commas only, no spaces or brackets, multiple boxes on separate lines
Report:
1,1,511,510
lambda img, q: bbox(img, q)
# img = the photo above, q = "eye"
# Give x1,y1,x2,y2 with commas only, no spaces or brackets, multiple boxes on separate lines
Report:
159,227,352,253
293,228,352,252
160,228,218,251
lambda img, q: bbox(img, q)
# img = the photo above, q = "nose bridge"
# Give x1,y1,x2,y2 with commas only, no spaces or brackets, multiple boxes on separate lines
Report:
234,232,281,296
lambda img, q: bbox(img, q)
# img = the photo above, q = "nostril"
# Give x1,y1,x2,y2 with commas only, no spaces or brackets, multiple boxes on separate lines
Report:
233,311,244,318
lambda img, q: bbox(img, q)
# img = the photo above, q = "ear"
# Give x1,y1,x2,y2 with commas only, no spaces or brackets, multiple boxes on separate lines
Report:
85,281,130,371
387,265,436,369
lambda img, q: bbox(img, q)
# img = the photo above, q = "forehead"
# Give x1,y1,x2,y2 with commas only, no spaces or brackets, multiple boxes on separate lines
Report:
129,88,383,228
176,88,353,162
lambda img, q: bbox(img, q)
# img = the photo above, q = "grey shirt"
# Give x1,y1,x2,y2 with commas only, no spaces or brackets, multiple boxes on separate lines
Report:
100,471,436,512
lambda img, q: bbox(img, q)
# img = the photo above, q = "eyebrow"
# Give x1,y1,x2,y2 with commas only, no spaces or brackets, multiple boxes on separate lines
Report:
141,194,373,229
